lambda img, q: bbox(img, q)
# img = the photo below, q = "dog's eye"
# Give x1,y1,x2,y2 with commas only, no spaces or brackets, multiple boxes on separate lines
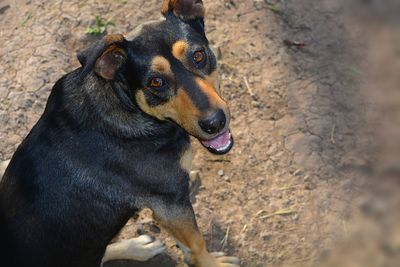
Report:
193,50,206,67
193,51,205,63
147,77,165,89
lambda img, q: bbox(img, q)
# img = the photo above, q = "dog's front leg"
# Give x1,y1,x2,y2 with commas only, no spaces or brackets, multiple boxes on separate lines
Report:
151,199,240,267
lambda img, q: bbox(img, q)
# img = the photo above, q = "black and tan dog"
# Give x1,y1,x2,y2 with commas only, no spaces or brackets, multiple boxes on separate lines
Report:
0,0,240,266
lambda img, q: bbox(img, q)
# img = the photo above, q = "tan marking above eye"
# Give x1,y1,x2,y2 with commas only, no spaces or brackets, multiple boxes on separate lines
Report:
172,40,189,60
151,56,173,75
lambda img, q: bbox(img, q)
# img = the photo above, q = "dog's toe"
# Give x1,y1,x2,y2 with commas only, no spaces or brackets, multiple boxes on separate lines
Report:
143,238,165,256
134,234,155,245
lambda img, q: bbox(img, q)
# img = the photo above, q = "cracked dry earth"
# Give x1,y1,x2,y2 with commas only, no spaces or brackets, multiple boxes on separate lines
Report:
1,0,400,266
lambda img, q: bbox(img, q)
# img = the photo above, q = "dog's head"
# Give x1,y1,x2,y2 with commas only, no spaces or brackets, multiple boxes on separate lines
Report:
78,0,233,155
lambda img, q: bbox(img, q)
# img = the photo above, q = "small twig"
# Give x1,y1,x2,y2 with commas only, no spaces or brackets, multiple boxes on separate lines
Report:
330,125,336,144
203,207,214,213
18,12,32,29
259,208,296,219
277,185,300,191
239,9,258,17
205,159,231,163
283,39,307,48
220,226,230,250
240,224,248,234
243,76,255,98
292,256,315,263
256,210,267,216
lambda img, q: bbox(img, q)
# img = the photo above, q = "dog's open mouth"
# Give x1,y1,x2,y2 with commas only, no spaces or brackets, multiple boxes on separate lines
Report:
200,129,234,155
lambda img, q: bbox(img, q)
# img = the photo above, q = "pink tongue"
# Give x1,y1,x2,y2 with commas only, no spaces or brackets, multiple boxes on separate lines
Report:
201,130,231,149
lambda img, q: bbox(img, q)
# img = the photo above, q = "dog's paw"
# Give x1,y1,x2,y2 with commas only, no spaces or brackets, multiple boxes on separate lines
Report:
122,234,166,261
128,235,166,261
210,252,241,267
102,235,166,265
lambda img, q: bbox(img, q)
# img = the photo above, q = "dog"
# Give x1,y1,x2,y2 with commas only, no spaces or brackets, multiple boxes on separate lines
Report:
0,0,240,266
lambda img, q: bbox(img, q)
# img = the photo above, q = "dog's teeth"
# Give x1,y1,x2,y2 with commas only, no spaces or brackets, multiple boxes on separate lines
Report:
216,140,231,152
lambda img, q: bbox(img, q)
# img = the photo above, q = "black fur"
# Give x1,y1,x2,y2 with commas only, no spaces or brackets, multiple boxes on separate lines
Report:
0,66,190,266
0,14,212,267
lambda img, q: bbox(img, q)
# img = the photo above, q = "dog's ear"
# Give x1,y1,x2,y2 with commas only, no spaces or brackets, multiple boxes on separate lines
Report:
94,45,127,80
161,0,205,20
77,34,128,80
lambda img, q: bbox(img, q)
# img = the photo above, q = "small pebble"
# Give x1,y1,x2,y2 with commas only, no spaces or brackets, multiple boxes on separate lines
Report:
218,170,224,177
305,182,317,190
260,231,272,241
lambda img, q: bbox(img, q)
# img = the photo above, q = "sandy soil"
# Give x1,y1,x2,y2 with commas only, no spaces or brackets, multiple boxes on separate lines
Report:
1,0,399,266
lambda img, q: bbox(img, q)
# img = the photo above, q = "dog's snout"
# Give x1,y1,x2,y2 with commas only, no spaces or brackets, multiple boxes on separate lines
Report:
198,109,226,135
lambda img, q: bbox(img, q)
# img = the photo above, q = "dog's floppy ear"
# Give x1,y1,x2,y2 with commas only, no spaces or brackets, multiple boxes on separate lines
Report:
161,0,205,20
94,45,127,80
77,34,127,80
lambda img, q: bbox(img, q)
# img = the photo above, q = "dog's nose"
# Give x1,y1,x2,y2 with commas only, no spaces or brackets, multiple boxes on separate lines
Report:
199,109,226,135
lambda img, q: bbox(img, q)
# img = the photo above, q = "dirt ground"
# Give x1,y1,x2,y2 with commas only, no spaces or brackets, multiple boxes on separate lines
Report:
1,0,400,266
